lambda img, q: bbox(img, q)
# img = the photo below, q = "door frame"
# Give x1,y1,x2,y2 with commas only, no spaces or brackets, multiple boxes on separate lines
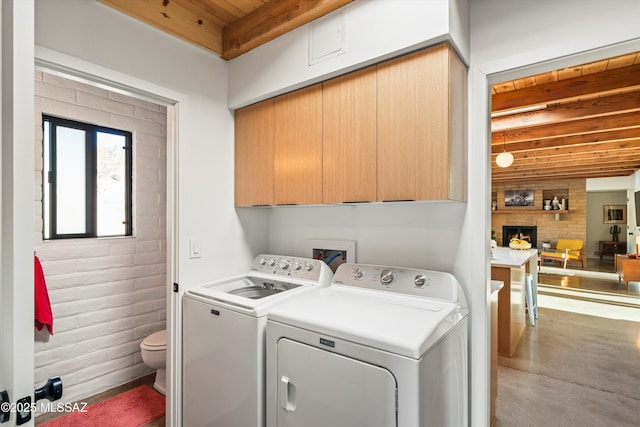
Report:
1,1,35,426
33,46,185,426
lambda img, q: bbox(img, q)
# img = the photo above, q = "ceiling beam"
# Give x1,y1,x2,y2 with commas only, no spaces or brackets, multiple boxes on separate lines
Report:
492,64,640,112
221,0,353,60
492,90,640,132
491,134,640,155
492,111,640,144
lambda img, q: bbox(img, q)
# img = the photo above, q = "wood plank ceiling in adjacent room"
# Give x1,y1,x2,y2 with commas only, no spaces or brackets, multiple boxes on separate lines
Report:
98,0,353,60
491,52,640,184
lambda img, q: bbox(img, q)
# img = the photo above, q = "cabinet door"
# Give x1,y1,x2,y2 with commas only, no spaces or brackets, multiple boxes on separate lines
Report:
234,99,274,206
323,67,377,203
377,43,453,201
274,84,323,205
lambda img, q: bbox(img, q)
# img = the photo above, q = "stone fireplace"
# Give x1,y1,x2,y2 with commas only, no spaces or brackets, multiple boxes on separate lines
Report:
502,225,537,247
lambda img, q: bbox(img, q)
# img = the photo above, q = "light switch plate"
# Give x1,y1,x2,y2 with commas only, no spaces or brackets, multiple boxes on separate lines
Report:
189,239,202,259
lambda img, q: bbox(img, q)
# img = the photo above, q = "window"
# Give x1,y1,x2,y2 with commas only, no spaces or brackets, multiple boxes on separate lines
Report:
43,115,133,239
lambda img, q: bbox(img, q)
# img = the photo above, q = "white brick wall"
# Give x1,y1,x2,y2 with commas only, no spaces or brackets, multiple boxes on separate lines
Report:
34,71,167,405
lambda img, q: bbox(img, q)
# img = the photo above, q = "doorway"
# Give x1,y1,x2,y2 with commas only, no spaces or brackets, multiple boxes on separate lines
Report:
32,51,182,425
33,70,170,407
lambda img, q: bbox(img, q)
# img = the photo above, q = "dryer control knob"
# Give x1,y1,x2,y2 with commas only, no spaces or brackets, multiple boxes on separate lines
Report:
268,258,276,267
414,274,427,287
292,261,302,271
305,262,314,271
259,257,268,266
353,268,364,279
380,269,394,285
279,259,290,269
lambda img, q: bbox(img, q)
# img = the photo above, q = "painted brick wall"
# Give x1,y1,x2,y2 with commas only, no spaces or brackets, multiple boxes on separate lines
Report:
491,179,587,249
33,71,167,404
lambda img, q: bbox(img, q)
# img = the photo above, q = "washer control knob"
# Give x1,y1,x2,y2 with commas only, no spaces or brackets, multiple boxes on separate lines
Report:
353,268,364,279
268,258,276,267
259,257,268,266
414,274,427,287
305,262,314,271
292,261,302,271
380,269,394,285
278,258,290,269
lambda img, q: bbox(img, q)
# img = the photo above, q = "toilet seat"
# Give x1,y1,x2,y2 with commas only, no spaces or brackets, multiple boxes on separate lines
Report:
141,330,166,351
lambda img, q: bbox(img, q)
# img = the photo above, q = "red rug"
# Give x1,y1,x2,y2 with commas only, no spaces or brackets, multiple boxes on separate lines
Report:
39,385,165,427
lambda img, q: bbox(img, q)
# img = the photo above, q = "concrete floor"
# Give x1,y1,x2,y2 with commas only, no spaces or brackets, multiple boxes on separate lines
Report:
495,303,640,426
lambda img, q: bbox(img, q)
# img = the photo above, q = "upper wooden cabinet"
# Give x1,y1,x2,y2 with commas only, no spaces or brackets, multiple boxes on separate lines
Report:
377,43,466,201
273,84,323,205
234,42,467,207
322,67,377,204
234,99,274,207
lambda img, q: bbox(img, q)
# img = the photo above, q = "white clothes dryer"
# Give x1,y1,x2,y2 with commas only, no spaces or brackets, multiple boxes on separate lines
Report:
266,263,468,427
182,254,332,427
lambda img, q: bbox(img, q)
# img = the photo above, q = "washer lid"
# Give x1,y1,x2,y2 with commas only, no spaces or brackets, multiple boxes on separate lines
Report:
267,286,467,359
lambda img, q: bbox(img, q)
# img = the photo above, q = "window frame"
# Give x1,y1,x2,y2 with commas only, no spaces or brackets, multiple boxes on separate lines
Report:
43,115,133,240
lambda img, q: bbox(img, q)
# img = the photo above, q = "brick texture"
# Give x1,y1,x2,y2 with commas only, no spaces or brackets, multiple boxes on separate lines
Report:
34,71,167,404
491,179,587,249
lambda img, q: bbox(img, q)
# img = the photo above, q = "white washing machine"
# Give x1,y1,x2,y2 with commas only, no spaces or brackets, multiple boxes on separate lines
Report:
266,263,468,427
182,254,332,427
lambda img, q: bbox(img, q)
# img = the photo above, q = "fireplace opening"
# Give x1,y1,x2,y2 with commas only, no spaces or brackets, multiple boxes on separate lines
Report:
502,225,537,247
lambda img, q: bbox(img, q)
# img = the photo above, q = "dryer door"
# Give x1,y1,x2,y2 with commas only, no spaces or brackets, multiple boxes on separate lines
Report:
276,338,397,427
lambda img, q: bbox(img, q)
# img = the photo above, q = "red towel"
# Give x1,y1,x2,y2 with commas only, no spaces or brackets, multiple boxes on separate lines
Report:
34,255,53,335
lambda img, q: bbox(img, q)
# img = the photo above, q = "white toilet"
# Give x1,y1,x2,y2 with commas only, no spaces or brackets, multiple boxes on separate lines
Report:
140,329,167,395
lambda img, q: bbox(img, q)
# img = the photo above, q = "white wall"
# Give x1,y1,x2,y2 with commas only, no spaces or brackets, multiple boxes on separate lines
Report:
268,203,467,270
586,176,632,192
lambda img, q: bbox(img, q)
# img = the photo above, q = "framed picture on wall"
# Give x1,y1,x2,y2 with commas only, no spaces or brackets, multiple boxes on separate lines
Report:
504,189,534,207
603,205,626,224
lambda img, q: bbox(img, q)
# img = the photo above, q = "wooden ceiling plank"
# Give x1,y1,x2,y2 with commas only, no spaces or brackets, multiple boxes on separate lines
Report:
498,151,640,169
99,0,223,54
492,90,640,132
606,53,637,70
493,63,640,112
184,0,245,24
229,0,271,14
493,111,640,143
557,66,582,80
581,59,608,75
513,77,536,90
492,128,640,150
533,70,557,85
221,0,353,60
499,134,640,156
